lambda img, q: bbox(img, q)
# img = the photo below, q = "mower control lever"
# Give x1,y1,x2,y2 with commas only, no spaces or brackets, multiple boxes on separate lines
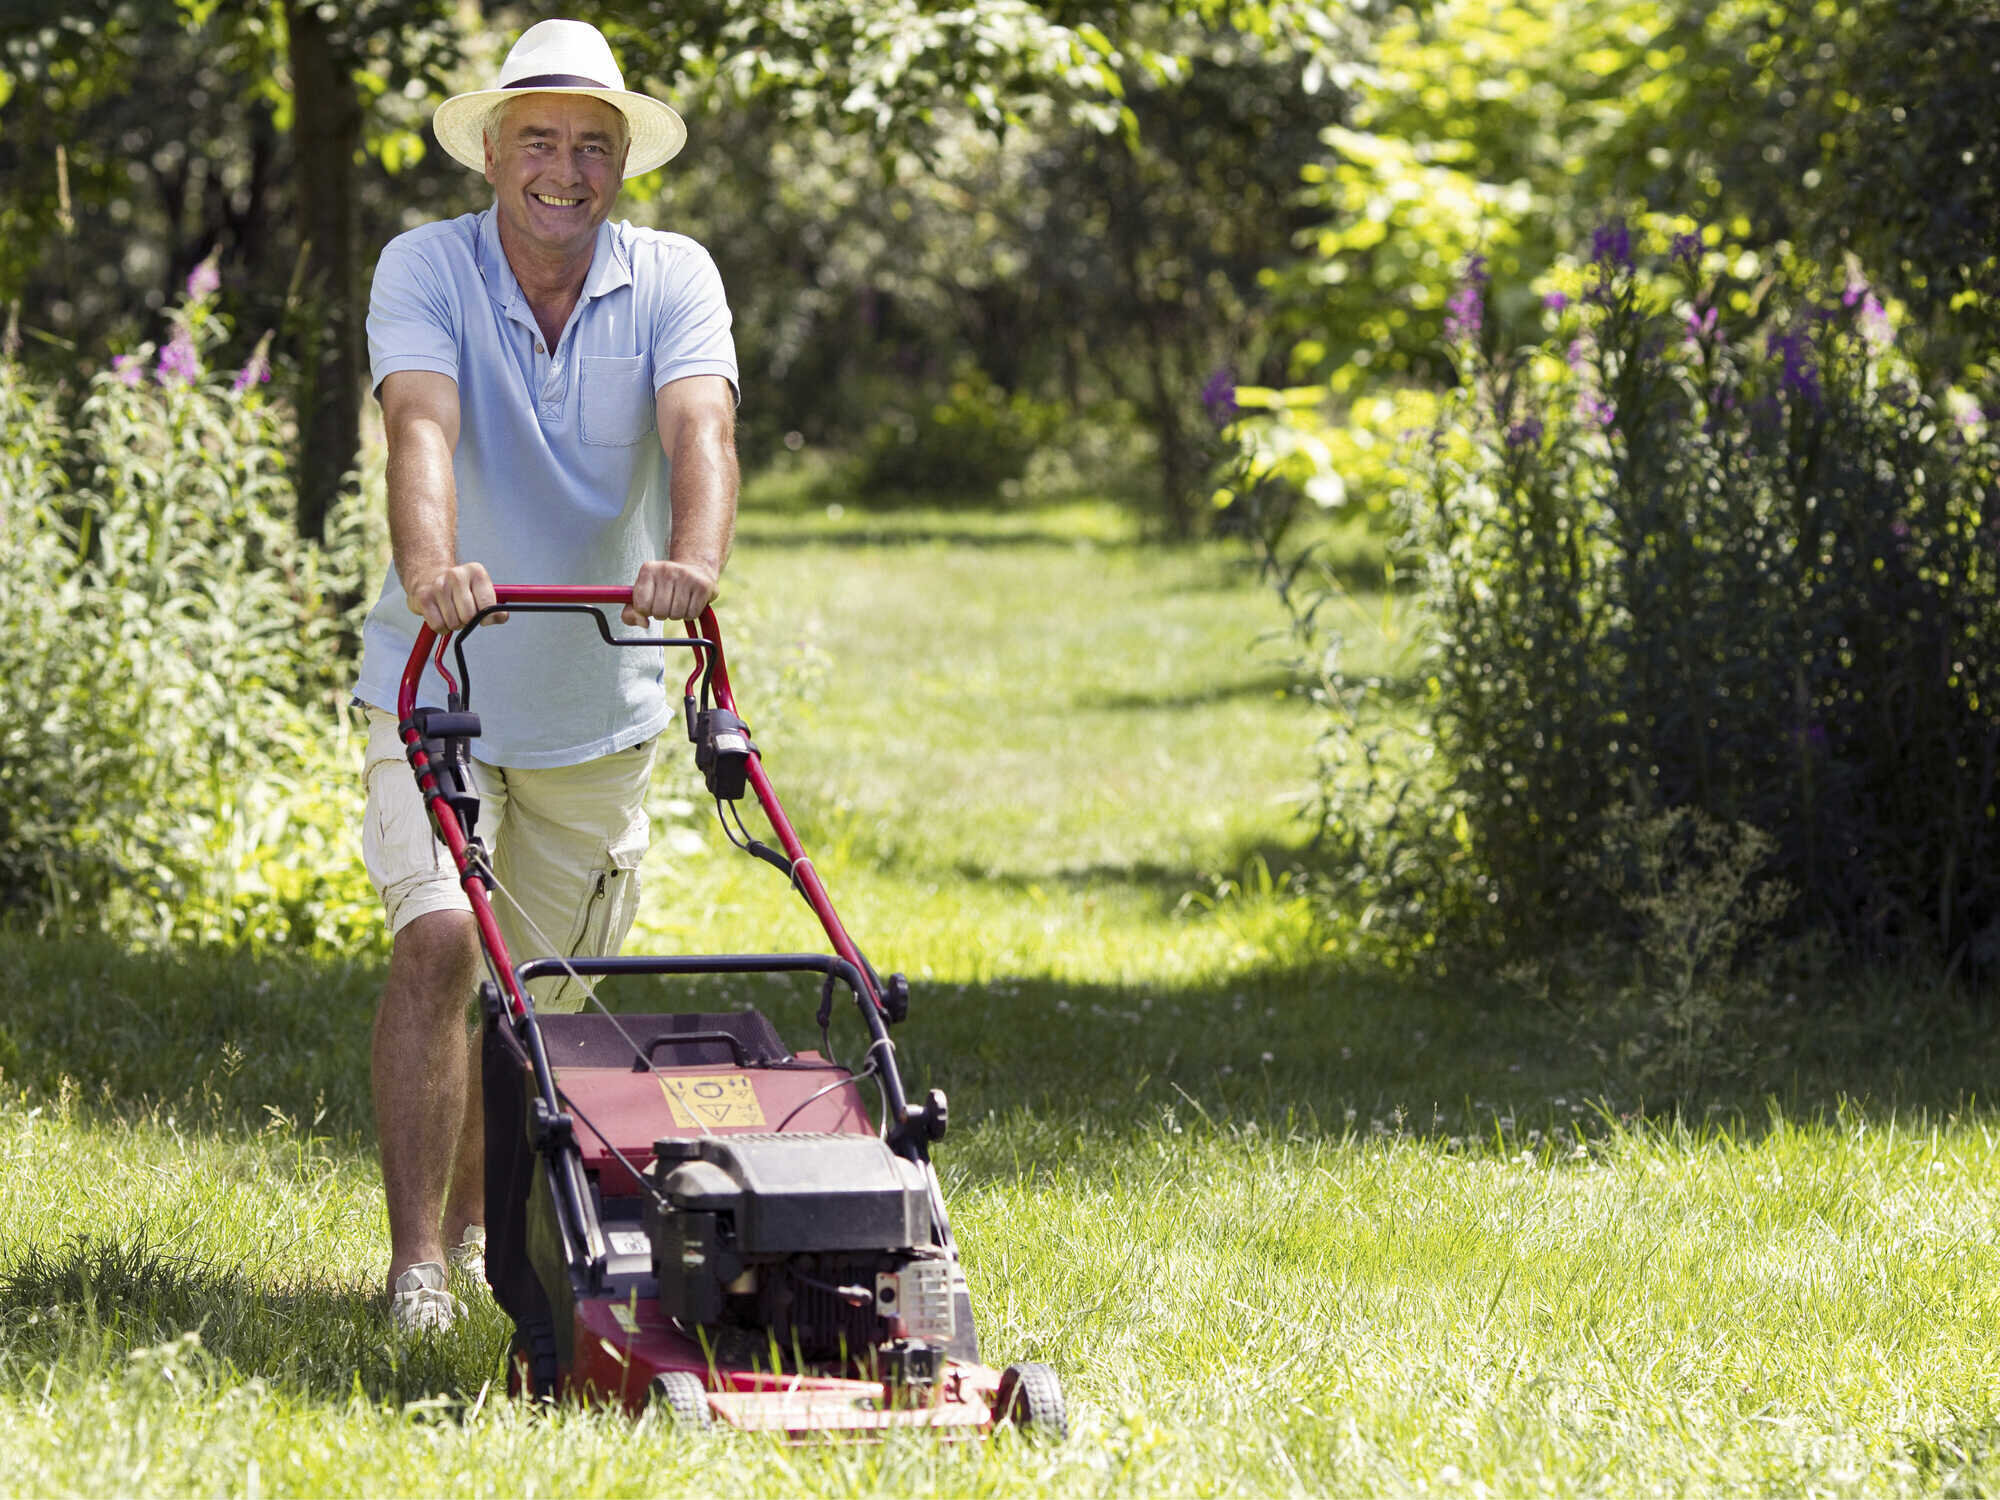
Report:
690,706,756,800
406,705,484,840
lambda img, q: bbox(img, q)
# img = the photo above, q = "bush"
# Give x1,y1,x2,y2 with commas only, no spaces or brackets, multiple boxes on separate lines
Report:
848,364,1062,502
0,265,380,952
1411,224,2000,966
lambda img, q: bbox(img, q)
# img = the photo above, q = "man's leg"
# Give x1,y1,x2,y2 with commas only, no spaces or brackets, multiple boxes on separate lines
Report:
440,1024,483,1254
359,706,511,1296
372,908,482,1287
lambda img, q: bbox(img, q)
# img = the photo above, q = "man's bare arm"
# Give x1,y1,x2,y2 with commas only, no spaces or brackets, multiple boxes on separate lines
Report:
381,369,502,632
627,373,739,626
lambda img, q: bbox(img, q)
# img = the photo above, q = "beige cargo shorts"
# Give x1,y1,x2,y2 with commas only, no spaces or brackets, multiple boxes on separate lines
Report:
359,707,656,1012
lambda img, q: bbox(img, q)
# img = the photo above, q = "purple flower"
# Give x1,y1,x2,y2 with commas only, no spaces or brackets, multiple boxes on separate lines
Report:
1857,293,1892,353
1685,305,1718,348
1566,339,1591,373
1542,290,1569,313
1445,254,1488,344
232,339,272,395
1579,393,1617,429
1445,286,1482,343
1701,384,1739,437
1670,231,1702,267
186,260,221,301
1200,367,1237,425
1590,221,1632,270
156,331,199,386
1504,416,1544,449
1766,326,1821,406
111,352,145,388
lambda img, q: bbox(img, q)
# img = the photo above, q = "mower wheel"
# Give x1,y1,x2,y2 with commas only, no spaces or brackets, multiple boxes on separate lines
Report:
650,1371,713,1429
506,1324,560,1403
995,1362,1067,1442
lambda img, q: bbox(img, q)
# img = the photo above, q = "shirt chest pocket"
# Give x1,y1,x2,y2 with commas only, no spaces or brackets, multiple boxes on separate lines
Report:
579,354,656,447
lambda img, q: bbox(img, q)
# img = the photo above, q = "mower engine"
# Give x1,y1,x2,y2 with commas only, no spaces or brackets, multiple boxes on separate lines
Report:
644,1133,958,1382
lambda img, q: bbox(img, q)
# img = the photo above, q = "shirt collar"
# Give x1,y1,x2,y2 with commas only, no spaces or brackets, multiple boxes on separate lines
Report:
581,220,632,302
474,209,631,316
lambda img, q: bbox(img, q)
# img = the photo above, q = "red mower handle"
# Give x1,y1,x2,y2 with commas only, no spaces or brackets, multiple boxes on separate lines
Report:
392,587,880,1027
396,585,726,723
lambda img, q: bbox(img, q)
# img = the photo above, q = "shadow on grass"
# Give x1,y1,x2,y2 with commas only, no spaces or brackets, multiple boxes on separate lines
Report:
0,935,385,1141
946,839,1319,911
0,1231,501,1405
1096,666,1306,712
1093,664,1430,712
737,521,1122,552
5,932,1999,1169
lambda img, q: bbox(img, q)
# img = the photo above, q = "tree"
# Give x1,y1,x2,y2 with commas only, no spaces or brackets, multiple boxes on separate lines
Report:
599,0,1357,530
1660,0,2000,355
0,0,463,539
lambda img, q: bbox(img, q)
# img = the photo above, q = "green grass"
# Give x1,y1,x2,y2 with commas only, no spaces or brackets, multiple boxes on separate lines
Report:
6,493,2000,1496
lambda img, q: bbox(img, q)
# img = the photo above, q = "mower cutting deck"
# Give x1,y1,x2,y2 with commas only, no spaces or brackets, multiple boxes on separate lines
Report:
397,591,1063,1438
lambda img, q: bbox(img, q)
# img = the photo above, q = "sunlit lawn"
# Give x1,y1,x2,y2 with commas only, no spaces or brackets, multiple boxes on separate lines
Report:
5,488,2000,1496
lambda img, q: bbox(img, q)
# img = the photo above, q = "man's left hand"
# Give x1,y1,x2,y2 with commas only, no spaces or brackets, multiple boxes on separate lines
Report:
625,559,720,626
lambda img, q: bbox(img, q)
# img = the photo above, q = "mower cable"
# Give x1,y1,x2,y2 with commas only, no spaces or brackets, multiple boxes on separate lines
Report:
770,1056,879,1133
553,1085,672,1211
483,874,608,1015
481,869,712,1130
716,799,891,1003
717,797,800,889
863,1036,896,1138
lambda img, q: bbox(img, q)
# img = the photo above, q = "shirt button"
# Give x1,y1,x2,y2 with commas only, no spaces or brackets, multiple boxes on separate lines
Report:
535,342,546,354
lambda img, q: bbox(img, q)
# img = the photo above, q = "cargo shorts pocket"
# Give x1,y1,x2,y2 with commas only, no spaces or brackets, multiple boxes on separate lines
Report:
580,355,656,447
536,825,646,1013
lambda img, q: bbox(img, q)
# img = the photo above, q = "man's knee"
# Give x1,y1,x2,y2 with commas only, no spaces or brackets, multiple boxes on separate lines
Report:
383,910,482,1017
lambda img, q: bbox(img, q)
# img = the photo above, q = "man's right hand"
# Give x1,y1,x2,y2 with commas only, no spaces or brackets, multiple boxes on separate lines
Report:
406,561,507,634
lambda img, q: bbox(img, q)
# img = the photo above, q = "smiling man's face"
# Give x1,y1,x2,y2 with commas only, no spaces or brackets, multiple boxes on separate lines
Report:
483,93,629,269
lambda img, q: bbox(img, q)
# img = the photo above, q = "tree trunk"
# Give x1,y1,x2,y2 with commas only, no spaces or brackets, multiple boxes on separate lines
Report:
286,2,363,543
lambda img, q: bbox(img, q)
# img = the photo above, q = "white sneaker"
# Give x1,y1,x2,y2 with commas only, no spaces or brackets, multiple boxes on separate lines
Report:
449,1226,487,1287
390,1261,464,1334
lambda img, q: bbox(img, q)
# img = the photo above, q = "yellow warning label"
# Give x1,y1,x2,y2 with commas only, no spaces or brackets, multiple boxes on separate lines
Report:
659,1073,767,1129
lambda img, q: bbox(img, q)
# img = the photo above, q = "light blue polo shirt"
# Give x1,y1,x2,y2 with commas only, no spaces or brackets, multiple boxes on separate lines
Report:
353,208,738,767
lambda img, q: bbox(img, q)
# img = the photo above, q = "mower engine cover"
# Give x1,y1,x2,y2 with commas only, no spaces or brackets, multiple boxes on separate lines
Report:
645,1133,952,1364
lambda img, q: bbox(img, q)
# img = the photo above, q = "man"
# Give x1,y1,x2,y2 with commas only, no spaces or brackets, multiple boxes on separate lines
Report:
350,19,739,1332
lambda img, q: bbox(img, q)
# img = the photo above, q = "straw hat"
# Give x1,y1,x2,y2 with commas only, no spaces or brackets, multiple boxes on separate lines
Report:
431,19,686,179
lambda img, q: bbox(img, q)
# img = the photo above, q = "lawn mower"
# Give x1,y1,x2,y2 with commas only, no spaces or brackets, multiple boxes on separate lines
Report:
396,587,1064,1437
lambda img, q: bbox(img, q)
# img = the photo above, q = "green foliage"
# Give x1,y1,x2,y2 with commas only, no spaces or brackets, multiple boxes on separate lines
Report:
1597,807,1795,1091
1412,225,2000,966
1506,807,1799,1092
1233,212,2000,994
608,0,1134,143
0,2,462,354
1277,0,1688,393
848,364,1064,500
1657,0,2000,351
0,270,379,951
